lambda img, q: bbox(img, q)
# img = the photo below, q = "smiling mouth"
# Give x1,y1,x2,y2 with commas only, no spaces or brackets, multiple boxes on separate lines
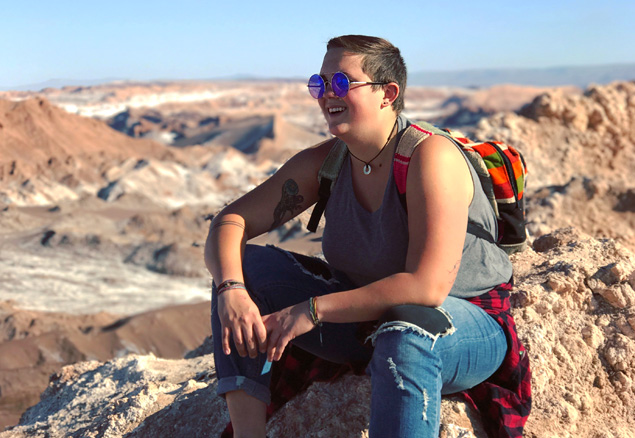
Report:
328,107,346,114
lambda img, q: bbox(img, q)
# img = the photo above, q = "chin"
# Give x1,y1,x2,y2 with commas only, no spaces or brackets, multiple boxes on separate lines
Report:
327,120,350,138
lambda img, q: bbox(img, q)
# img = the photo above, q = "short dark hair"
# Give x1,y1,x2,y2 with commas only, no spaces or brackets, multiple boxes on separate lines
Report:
327,35,407,113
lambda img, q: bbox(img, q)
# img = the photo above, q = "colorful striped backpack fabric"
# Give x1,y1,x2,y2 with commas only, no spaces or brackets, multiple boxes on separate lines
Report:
394,121,528,254
307,121,528,255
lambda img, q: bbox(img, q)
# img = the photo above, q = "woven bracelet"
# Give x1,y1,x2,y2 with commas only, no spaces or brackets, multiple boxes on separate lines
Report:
309,297,323,346
218,284,247,295
216,279,246,295
309,297,322,326
217,279,242,290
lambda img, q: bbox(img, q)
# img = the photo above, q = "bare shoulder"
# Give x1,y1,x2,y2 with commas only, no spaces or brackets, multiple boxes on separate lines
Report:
402,133,473,303
406,133,473,203
413,133,464,163
269,138,336,187
218,137,339,236
291,137,337,165
254,136,338,200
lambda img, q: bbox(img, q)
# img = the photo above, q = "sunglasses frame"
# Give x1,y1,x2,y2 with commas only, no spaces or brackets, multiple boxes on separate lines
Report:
307,72,388,99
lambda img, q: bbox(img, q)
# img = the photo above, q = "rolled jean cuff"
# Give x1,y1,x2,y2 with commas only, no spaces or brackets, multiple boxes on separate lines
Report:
217,376,271,405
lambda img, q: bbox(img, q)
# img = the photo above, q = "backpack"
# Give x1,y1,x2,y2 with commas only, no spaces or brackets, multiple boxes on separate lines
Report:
307,121,528,255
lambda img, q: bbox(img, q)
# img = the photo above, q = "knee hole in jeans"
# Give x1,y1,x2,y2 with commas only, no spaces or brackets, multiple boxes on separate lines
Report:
367,305,455,347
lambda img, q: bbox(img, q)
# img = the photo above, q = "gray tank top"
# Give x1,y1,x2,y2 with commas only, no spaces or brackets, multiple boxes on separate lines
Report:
321,116,513,298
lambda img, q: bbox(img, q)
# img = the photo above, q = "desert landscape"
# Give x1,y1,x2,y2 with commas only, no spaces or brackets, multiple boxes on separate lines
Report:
0,78,634,437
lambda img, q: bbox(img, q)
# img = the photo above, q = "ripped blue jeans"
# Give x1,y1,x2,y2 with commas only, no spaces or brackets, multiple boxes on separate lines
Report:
211,244,507,437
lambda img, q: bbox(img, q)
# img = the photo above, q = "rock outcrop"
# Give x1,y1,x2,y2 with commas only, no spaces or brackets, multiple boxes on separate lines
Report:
3,228,635,437
0,98,179,205
474,81,635,250
0,301,210,431
476,81,635,187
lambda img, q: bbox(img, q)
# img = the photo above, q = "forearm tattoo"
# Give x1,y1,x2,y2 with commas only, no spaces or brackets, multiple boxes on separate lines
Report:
271,179,304,230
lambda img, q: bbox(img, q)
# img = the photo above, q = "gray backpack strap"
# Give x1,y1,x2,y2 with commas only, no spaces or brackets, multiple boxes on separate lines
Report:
307,138,347,232
461,149,499,218
318,139,348,185
411,120,447,136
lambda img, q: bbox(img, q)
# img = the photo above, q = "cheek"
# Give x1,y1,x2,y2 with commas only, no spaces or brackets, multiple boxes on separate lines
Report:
317,99,328,115
344,98,365,117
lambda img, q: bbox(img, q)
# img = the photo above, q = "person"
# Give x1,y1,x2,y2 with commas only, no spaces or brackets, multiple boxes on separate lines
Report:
204,35,529,438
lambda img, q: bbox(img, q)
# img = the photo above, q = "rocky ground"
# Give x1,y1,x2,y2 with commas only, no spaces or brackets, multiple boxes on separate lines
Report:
1,228,634,438
0,299,211,430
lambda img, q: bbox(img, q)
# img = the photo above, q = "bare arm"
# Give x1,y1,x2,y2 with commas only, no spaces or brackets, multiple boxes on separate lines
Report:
204,140,333,357
204,140,332,281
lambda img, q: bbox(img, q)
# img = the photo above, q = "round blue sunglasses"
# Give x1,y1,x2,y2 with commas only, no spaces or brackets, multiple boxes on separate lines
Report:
307,72,388,99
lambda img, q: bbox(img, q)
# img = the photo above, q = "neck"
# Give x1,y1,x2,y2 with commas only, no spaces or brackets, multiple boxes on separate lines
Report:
345,116,399,176
343,114,399,161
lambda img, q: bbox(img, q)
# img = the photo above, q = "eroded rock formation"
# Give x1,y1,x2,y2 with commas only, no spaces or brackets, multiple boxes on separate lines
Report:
475,81,635,250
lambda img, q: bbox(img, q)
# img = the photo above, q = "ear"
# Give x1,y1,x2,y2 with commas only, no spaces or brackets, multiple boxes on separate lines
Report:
381,82,400,108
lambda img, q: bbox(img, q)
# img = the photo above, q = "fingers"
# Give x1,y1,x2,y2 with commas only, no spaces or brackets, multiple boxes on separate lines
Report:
222,307,299,361
241,325,259,359
231,325,247,357
254,319,268,354
266,331,277,362
273,334,291,362
222,325,232,355
224,320,266,358
263,315,278,362
265,327,290,362
218,291,265,358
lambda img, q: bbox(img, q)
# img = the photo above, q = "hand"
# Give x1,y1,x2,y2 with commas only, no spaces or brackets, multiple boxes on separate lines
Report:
217,289,267,358
262,301,315,362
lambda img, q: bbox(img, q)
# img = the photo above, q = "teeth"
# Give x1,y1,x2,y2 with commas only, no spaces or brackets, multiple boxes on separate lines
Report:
328,107,345,114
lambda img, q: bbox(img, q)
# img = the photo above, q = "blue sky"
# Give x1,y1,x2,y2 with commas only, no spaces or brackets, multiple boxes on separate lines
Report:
1,0,634,87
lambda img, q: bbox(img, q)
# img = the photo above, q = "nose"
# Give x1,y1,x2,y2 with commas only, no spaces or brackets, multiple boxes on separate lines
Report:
322,80,338,98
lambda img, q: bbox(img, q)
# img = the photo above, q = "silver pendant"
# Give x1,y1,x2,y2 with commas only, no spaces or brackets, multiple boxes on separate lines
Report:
363,164,371,175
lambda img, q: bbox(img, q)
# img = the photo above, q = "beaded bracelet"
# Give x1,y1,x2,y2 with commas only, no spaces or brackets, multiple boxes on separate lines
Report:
309,296,323,346
216,279,247,295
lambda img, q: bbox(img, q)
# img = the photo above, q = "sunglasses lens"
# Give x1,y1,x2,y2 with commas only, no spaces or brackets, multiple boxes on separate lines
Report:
332,72,350,97
308,74,324,99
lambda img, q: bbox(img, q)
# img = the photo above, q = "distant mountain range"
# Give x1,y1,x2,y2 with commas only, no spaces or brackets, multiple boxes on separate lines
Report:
2,78,123,91
408,63,635,88
3,63,634,91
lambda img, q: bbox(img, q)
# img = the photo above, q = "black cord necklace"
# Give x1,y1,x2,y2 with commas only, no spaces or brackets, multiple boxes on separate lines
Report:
347,118,398,175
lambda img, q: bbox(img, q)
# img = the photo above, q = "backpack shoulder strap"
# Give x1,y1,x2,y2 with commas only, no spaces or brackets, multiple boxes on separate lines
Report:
307,138,347,232
318,138,347,183
393,123,436,196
